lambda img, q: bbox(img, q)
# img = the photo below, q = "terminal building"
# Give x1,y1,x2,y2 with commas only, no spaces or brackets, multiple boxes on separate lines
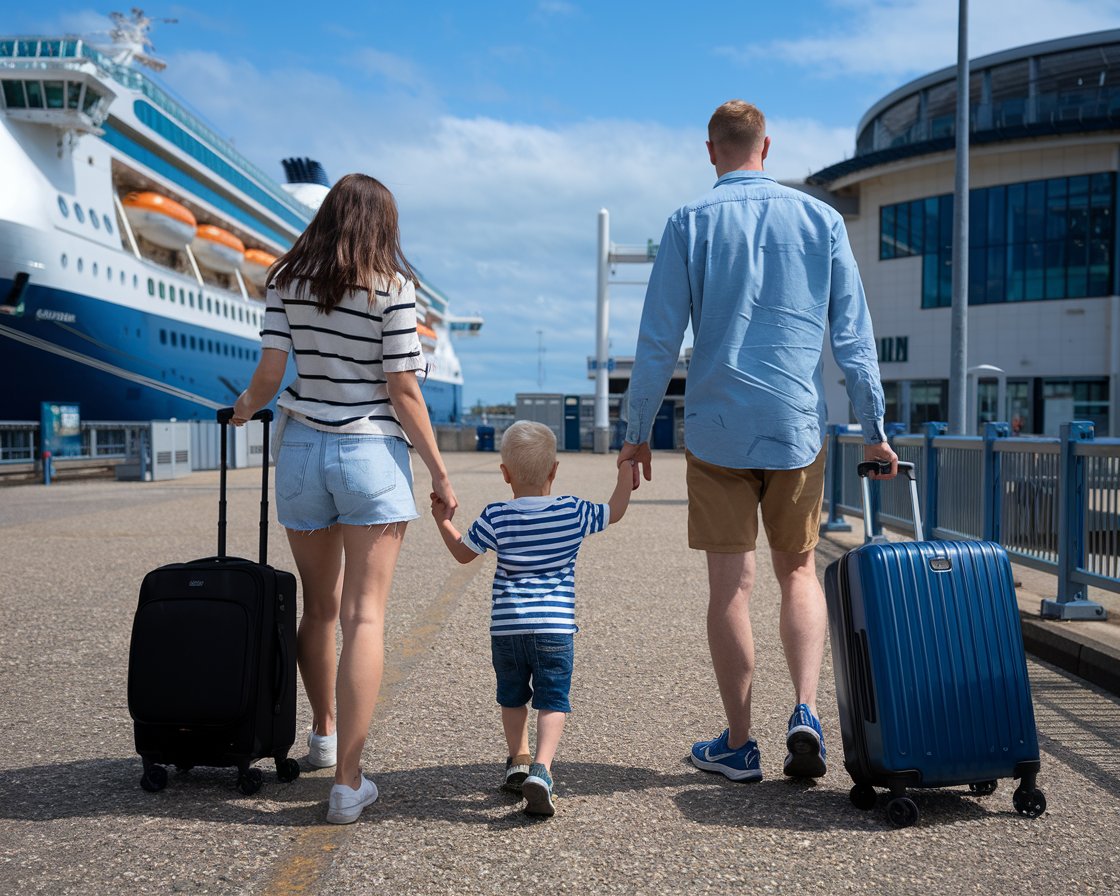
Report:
599,29,1120,444
811,29,1120,436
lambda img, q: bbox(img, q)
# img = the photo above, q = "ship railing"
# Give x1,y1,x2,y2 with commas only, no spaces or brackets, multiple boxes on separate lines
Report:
820,420,1120,620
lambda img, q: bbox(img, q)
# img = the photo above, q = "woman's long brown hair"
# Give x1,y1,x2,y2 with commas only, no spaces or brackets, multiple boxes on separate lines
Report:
268,173,418,312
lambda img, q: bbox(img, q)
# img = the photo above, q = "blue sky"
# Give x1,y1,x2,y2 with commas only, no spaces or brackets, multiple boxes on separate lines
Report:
15,1,1120,406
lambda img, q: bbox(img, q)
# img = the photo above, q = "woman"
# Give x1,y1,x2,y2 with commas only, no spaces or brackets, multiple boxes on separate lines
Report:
231,173,457,823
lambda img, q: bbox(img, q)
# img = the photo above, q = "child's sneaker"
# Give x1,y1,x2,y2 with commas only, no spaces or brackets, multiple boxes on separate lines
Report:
307,728,337,768
690,729,763,782
521,763,555,817
784,703,827,778
501,753,532,794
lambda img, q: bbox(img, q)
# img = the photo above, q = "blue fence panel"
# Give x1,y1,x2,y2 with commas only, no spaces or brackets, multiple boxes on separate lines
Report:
935,437,984,540
997,439,1061,568
1081,442,1120,583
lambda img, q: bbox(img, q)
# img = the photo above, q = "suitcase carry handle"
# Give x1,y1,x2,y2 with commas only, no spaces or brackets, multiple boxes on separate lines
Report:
856,460,924,542
217,407,274,565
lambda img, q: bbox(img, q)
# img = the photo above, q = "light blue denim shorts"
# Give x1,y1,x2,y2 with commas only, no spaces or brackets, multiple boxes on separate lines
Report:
274,417,418,530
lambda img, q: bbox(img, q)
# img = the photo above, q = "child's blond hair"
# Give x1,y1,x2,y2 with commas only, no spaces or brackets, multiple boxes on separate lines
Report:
500,421,557,487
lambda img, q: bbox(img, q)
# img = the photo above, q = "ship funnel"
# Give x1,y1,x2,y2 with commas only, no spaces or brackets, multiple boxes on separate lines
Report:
281,158,331,187
280,158,331,211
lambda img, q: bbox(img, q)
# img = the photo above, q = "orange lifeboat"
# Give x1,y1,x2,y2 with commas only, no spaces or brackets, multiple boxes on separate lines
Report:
242,248,278,287
192,225,245,274
121,192,197,250
417,323,437,343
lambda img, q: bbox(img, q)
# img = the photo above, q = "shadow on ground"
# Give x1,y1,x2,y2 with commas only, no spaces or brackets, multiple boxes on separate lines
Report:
0,754,1039,832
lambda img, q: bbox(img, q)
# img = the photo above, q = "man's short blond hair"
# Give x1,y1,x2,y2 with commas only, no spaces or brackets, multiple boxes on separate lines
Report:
500,421,557,487
708,100,766,153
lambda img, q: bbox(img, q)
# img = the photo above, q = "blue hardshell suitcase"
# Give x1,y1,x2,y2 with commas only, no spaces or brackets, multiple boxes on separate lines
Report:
824,461,1046,827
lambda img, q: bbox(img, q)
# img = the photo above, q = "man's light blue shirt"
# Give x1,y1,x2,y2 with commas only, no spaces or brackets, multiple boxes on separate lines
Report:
625,169,887,470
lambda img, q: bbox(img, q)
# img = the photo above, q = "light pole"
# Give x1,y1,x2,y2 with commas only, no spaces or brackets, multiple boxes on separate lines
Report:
948,0,970,433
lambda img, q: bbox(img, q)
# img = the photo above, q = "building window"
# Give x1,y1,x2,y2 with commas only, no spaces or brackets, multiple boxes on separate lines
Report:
881,172,1116,308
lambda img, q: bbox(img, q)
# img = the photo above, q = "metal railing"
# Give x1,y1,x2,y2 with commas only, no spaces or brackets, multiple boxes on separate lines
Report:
821,420,1119,621
0,420,146,466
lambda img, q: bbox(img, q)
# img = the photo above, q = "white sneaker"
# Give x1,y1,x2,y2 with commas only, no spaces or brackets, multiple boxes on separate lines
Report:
307,729,337,768
326,775,378,824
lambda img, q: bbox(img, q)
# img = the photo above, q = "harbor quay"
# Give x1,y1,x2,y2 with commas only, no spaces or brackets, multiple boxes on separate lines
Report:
1,451,1119,896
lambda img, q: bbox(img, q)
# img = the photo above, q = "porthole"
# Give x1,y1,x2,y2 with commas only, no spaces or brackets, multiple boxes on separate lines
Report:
159,329,167,345
106,266,112,280
171,331,178,347
90,210,100,230
133,274,139,288
179,288,185,305
120,271,125,285
189,336,196,350
206,297,212,313
148,278,155,296
60,253,68,268
57,195,69,218
158,282,165,299
73,204,85,224
77,258,84,272
91,262,98,276
103,214,113,234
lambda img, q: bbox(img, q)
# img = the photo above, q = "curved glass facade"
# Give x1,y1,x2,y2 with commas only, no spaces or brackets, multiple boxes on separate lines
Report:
856,39,1120,156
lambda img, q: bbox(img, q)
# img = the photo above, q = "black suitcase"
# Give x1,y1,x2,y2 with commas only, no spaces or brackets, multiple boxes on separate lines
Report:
128,408,300,794
825,460,1044,827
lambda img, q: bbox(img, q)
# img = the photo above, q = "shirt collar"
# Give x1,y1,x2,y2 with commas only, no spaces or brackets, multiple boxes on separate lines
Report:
714,169,775,188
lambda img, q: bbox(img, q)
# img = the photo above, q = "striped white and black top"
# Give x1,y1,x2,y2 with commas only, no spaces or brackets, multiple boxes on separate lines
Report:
259,275,425,438
461,496,610,636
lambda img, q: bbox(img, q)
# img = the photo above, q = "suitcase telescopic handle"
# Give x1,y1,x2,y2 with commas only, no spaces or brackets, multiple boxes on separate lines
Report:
856,460,924,542
216,407,275,565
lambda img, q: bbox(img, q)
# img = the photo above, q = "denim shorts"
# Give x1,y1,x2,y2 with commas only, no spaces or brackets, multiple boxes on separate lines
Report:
491,633,574,712
274,417,417,530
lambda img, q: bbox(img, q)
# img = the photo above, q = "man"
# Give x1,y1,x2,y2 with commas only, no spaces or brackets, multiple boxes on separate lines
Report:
620,100,897,782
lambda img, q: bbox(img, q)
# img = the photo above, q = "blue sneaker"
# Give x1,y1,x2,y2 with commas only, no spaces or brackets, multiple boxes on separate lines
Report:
690,729,763,782
784,703,827,778
522,763,555,817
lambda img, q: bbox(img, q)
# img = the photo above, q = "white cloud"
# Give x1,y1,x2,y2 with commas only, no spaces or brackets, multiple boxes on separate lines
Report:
726,0,1120,79
159,51,854,405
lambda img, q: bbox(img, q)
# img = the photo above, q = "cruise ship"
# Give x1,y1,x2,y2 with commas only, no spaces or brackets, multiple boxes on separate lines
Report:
0,11,481,424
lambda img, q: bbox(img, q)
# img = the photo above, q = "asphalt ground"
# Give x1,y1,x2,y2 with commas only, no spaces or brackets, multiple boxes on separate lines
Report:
1,451,1119,896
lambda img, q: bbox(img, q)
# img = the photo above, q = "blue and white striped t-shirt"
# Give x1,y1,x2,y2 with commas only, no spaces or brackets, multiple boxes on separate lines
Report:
461,495,610,636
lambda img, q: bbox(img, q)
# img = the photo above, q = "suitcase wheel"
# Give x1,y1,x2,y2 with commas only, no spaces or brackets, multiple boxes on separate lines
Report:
849,784,877,811
140,765,168,793
968,780,998,796
1012,786,1047,819
276,757,301,783
886,795,920,828
237,767,264,796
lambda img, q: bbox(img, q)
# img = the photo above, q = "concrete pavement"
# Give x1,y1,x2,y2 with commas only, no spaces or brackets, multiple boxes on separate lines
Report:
1,451,1118,895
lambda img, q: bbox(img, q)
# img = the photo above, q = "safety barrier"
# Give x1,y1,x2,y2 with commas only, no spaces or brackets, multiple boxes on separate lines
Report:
821,420,1119,621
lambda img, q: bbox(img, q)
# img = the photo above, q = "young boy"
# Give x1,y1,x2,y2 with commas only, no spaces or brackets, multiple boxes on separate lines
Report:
431,420,635,817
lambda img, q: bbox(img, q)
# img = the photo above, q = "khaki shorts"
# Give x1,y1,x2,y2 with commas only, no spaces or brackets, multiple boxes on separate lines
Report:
686,447,827,554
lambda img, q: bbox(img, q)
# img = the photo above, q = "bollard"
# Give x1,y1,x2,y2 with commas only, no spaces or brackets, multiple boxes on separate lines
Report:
42,450,52,485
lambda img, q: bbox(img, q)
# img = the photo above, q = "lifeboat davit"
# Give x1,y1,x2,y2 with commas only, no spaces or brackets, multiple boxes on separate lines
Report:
192,225,245,274
121,192,197,251
242,248,278,287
